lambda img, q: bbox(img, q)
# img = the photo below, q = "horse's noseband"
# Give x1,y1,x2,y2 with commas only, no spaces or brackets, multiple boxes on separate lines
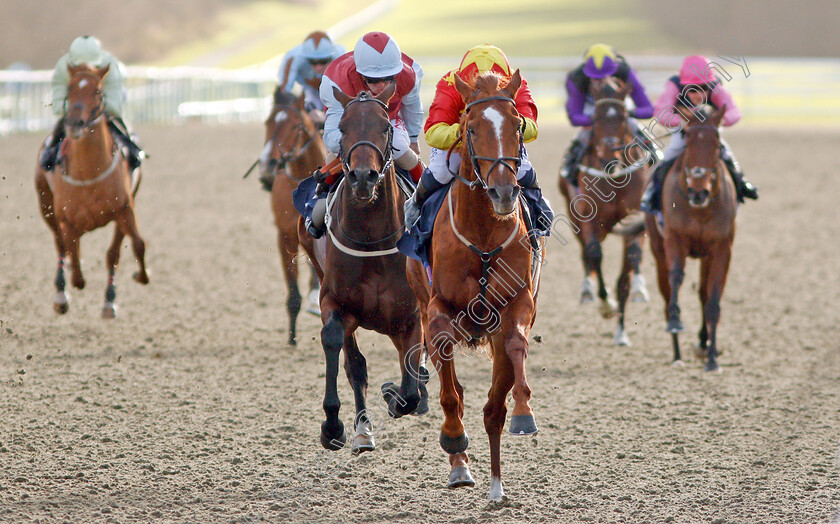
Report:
66,74,105,129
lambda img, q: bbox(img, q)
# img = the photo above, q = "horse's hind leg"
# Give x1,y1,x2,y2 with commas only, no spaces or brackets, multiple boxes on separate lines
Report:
382,315,422,419
613,236,639,346
118,208,149,285
343,332,374,454
278,228,301,345
585,237,618,318
102,225,125,319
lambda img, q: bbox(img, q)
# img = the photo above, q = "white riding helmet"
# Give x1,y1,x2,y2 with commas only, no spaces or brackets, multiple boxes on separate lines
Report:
301,31,334,60
353,31,403,78
68,36,104,66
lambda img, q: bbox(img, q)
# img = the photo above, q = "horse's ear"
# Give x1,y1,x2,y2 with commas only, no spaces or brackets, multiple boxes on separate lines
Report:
376,81,397,106
454,73,472,103
332,86,353,108
710,104,726,127
504,69,522,98
297,91,306,110
97,63,110,79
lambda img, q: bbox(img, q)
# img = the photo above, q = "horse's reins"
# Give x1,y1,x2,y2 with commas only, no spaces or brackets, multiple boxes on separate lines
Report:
325,93,401,258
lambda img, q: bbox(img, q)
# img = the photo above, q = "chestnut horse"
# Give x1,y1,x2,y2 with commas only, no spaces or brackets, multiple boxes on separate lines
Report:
558,80,650,346
297,85,425,454
407,71,543,501
262,91,325,345
646,106,736,372
35,64,148,318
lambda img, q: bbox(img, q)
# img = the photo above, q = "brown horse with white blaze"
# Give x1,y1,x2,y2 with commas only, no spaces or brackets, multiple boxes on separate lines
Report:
558,79,650,346
407,71,543,501
35,64,149,318
646,105,737,372
262,91,326,345
297,84,426,455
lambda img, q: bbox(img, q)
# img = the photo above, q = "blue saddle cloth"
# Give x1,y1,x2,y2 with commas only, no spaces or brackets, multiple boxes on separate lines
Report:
396,184,451,267
292,175,319,221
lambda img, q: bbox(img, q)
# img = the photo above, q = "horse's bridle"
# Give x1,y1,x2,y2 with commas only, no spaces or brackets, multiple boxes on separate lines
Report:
576,97,649,179
65,72,105,130
267,106,317,174
338,94,394,181
447,95,525,190
676,124,722,202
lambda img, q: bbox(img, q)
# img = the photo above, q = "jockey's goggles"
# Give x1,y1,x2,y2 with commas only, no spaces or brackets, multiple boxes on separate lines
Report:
362,75,395,85
308,58,331,66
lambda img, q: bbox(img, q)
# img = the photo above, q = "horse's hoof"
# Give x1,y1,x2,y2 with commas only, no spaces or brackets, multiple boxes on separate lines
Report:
132,271,150,285
488,476,505,501
666,319,684,333
53,293,69,315
509,414,539,435
412,395,430,416
630,274,650,303
447,466,475,488
579,279,596,304
73,278,86,290
101,302,117,319
351,426,375,455
381,382,419,418
599,298,619,319
671,359,685,368
440,431,469,455
320,422,346,451
704,361,721,373
613,327,631,347
305,289,321,316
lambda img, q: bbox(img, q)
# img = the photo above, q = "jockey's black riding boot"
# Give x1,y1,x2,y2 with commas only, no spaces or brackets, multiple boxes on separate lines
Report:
560,137,588,187
403,169,442,229
108,118,145,171
519,169,555,230
641,157,677,214
40,118,65,171
304,180,332,239
721,154,758,202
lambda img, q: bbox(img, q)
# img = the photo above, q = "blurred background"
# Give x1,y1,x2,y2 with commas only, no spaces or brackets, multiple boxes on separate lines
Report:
2,0,839,132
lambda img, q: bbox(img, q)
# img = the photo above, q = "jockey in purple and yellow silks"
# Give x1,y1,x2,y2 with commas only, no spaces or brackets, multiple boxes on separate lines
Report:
640,55,758,214
560,44,654,187
403,44,554,235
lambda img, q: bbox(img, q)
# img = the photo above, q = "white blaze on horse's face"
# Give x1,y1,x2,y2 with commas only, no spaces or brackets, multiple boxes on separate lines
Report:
78,79,89,89
482,106,506,157
274,110,288,123
606,106,617,118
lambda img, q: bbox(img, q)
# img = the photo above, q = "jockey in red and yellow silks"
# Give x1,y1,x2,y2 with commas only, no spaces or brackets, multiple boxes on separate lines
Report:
403,44,553,235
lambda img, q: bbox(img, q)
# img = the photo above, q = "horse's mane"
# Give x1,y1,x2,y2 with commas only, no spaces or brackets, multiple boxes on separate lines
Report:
468,72,507,93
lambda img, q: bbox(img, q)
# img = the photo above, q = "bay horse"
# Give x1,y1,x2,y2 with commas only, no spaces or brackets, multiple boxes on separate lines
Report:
262,91,325,345
407,71,543,501
297,84,425,454
558,79,650,346
645,105,736,372
34,63,148,318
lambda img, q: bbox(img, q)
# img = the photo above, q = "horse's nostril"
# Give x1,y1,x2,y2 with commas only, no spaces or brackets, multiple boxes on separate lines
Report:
487,188,499,201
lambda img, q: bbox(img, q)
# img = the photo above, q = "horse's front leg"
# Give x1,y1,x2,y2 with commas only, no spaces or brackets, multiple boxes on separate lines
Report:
319,296,354,450
701,242,732,372
383,313,422,418
102,225,125,319
484,332,515,502
428,297,474,489
59,222,85,290
504,297,538,436
343,332,374,454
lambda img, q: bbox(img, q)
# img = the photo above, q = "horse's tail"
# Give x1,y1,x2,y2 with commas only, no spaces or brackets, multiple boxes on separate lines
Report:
613,210,646,237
